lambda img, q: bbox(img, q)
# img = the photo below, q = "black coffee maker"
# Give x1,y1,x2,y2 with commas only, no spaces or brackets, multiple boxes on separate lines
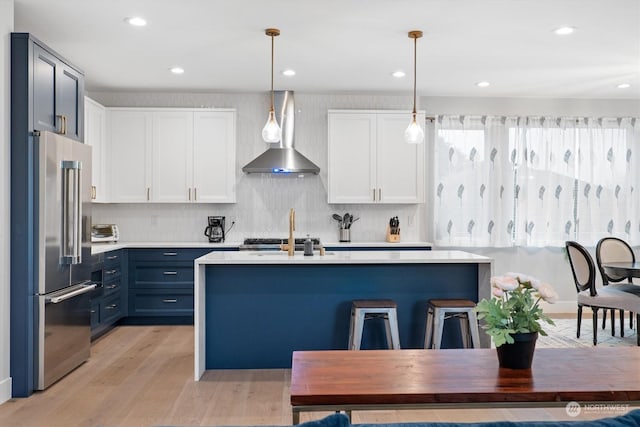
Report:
204,216,225,243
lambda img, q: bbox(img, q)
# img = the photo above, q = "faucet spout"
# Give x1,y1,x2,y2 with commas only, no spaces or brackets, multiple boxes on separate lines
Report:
288,208,295,256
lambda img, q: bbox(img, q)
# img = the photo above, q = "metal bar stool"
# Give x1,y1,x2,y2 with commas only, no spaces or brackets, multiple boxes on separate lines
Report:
424,299,480,349
348,299,401,350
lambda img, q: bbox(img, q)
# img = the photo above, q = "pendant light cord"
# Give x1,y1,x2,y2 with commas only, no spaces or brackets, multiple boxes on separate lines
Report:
270,32,275,113
412,33,417,116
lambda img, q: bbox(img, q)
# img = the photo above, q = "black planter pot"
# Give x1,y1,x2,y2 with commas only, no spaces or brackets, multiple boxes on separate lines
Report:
496,332,538,369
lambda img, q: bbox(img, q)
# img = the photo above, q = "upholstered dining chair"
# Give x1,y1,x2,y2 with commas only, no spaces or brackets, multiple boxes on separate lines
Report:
565,241,640,346
596,237,638,332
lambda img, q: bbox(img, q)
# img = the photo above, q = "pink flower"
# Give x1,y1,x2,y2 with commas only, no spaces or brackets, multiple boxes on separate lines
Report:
490,275,519,291
537,283,558,303
505,272,541,288
492,286,505,297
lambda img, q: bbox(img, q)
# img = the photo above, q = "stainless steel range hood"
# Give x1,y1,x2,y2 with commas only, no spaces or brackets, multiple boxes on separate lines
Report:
242,91,320,174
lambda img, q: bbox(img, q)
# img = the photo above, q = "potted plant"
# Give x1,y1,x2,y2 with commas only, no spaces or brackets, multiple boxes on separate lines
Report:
475,272,558,369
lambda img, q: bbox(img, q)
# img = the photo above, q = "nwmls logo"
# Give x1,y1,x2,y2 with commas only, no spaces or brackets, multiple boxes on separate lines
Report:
566,401,581,417
565,402,629,417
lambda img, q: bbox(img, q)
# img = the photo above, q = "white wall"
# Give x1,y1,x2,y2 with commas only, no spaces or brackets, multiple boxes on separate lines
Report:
0,0,13,405
88,91,639,314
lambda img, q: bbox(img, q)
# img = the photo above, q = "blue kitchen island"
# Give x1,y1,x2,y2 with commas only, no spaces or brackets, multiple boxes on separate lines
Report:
193,250,492,380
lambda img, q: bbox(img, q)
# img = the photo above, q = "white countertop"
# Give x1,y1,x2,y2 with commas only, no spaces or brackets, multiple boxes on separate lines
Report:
194,250,491,265
91,240,433,255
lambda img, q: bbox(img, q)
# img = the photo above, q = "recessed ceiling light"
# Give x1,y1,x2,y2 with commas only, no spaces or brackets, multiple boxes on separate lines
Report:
282,69,296,77
124,17,147,27
617,83,631,89
476,81,490,88
392,71,406,78
554,26,575,35
169,67,185,74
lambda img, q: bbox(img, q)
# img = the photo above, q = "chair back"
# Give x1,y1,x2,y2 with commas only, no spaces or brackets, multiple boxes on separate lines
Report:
566,241,597,297
596,237,636,285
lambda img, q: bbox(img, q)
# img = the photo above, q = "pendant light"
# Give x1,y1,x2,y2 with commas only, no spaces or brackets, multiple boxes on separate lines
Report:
405,30,424,144
262,28,282,143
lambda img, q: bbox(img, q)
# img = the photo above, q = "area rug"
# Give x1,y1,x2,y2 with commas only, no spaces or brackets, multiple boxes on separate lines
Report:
536,316,637,348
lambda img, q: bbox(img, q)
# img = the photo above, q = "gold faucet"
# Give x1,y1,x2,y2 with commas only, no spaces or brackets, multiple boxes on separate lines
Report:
280,208,296,256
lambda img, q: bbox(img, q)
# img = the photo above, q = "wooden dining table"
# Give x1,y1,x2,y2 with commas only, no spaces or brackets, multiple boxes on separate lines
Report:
290,348,640,424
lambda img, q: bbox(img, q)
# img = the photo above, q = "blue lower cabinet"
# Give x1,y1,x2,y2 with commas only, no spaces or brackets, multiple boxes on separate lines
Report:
128,289,194,316
127,248,211,322
91,249,125,338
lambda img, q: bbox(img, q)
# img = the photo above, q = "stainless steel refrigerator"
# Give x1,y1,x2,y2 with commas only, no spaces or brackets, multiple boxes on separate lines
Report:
34,131,96,390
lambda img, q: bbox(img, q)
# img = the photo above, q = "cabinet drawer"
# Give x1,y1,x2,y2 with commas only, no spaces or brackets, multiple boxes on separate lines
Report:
132,265,193,287
128,248,210,262
102,279,122,297
101,293,123,324
129,289,193,316
103,265,122,281
104,250,123,267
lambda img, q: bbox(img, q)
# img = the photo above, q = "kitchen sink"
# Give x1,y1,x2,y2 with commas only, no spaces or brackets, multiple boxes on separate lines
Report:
247,251,335,256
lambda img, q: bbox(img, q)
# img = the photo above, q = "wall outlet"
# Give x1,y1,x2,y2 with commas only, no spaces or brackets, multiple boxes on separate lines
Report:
407,214,415,227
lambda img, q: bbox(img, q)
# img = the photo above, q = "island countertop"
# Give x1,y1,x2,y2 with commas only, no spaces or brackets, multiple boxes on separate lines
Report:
194,249,490,265
194,249,492,380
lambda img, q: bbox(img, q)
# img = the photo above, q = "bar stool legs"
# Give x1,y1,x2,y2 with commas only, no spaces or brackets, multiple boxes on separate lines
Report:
348,299,401,350
425,299,480,349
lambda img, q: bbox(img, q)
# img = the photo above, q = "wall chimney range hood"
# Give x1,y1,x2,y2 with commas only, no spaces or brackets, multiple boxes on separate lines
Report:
242,91,320,175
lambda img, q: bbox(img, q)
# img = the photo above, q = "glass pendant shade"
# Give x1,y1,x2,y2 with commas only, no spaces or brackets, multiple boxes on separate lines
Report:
404,113,424,144
262,109,282,143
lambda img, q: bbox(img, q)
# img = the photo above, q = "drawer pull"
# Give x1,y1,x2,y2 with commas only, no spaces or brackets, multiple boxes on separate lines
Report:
105,284,118,289
105,269,118,275
106,255,119,260
162,299,178,303
90,309,97,314
163,271,177,275
105,304,118,310
163,252,178,256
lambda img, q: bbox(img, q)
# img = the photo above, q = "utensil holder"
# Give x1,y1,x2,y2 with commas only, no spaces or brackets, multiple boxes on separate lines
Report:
339,229,351,242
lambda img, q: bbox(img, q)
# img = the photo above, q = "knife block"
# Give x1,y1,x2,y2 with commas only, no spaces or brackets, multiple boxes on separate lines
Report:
386,225,400,243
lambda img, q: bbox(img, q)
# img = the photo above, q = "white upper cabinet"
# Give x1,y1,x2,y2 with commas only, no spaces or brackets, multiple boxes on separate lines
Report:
107,108,236,203
327,110,424,204
84,97,107,202
193,111,236,203
152,111,194,202
107,109,152,203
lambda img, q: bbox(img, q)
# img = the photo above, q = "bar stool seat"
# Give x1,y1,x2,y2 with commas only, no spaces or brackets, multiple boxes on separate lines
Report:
424,299,480,349
348,299,401,350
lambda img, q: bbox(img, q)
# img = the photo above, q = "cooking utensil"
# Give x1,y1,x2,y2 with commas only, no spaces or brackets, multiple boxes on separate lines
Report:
348,217,360,229
343,213,350,227
332,214,343,222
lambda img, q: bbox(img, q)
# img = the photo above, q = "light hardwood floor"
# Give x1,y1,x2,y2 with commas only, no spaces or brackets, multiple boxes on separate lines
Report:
0,325,636,427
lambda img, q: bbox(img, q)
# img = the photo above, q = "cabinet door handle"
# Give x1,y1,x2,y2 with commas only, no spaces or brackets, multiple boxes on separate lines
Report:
90,309,97,314
163,271,177,275
188,188,191,201
106,255,119,260
372,188,376,201
378,188,382,201
163,252,178,256
56,115,67,135
162,299,178,303
91,185,96,200
147,187,150,201
105,269,118,275
105,283,118,289
105,304,118,310
194,188,197,201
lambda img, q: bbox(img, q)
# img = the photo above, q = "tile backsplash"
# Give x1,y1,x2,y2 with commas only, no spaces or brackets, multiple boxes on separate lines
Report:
90,91,427,243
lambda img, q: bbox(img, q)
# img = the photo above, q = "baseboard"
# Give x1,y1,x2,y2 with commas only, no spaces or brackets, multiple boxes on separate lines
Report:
0,376,12,404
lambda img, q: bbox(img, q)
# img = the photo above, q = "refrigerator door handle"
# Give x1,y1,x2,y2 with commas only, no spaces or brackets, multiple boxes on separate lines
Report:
46,282,97,304
60,160,82,265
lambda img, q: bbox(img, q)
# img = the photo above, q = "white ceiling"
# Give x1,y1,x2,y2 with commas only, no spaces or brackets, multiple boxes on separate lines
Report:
14,0,640,99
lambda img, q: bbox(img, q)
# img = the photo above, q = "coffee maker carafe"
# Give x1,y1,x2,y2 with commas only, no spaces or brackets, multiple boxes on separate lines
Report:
204,216,225,243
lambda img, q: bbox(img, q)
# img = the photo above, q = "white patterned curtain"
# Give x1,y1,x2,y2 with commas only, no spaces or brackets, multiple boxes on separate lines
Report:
434,116,515,247
434,115,640,248
515,117,577,247
576,117,640,245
